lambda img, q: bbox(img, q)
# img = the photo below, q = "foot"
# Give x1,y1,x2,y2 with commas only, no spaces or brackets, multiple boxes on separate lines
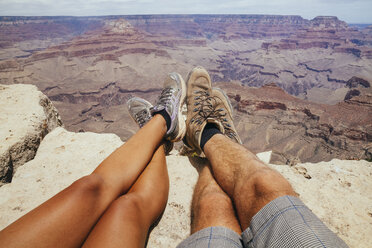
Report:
127,96,174,154
127,97,153,128
211,88,242,144
185,67,241,156
152,72,186,142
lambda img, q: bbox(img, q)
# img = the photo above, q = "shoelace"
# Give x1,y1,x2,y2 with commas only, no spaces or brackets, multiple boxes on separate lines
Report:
191,90,237,140
134,109,151,128
190,90,212,125
156,87,176,107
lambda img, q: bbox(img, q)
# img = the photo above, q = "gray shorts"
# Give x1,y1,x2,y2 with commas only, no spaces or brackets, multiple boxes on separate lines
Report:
177,195,348,248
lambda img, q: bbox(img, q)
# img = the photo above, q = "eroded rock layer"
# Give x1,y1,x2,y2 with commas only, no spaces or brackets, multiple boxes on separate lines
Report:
0,15,371,163
0,84,62,185
217,82,372,164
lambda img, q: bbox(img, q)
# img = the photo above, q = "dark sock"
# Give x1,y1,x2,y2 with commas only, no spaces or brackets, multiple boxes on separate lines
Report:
156,109,171,131
200,123,222,151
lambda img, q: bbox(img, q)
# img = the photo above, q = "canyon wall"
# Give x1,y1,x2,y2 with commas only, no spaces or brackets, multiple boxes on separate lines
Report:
216,81,372,164
0,15,371,163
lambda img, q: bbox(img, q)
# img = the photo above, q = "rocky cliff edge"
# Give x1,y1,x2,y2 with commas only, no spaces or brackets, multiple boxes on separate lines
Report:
0,84,62,185
0,85,371,247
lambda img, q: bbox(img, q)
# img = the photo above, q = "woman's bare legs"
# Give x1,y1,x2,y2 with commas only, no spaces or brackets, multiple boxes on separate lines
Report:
0,115,167,248
83,145,169,248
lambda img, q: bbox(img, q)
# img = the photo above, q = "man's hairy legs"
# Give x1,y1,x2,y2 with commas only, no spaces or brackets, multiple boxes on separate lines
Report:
191,163,242,234
0,115,169,248
191,133,296,233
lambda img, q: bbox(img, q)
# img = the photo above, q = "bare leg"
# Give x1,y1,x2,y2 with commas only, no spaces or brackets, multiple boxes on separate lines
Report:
204,134,296,230
83,145,169,248
0,115,167,248
191,164,241,234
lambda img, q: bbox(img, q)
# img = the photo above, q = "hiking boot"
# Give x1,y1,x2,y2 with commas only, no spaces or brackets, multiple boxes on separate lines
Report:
127,96,173,154
185,66,241,156
152,72,186,142
211,87,242,144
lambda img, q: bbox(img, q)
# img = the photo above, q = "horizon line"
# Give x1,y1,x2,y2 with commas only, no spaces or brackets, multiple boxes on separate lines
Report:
1,14,371,24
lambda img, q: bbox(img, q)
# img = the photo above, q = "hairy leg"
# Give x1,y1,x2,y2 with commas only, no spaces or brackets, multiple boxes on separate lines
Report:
83,145,169,248
191,164,241,234
0,115,167,248
204,134,296,230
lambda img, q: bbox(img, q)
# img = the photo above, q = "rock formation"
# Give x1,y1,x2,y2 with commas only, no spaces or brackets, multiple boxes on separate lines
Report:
269,158,372,248
344,76,371,100
1,15,371,99
124,14,309,39
262,16,372,59
0,15,371,163
0,84,62,185
0,16,103,60
216,82,372,164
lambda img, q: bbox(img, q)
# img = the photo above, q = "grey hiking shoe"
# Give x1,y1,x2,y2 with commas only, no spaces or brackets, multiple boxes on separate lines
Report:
127,97,173,154
184,66,241,156
127,97,153,128
152,72,186,142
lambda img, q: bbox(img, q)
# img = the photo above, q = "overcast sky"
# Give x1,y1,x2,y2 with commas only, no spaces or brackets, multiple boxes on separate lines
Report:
0,0,371,23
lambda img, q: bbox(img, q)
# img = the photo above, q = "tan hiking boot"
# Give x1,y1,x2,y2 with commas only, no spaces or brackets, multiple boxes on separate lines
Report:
184,66,241,156
211,87,242,144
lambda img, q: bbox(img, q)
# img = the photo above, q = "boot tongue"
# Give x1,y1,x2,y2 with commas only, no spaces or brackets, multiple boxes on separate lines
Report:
206,118,225,133
151,105,165,114
196,119,225,150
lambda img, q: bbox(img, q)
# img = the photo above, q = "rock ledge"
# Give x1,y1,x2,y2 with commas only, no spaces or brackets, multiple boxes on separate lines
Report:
0,84,62,185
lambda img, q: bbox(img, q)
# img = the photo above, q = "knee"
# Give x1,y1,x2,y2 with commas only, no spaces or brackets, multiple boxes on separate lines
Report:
197,186,233,214
108,194,147,225
112,194,145,213
69,174,105,199
251,168,295,197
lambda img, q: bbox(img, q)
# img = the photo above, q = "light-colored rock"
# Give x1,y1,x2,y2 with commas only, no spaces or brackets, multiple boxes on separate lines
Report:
149,153,198,247
256,150,272,164
0,127,370,247
269,160,372,248
0,127,123,226
0,84,62,185
0,127,197,247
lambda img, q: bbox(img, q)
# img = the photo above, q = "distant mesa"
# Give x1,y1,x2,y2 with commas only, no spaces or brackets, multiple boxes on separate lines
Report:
261,15,372,58
104,19,134,33
311,16,348,29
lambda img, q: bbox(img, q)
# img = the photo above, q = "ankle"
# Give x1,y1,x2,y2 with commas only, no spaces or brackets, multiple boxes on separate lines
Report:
149,114,168,136
154,109,171,131
200,123,222,151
